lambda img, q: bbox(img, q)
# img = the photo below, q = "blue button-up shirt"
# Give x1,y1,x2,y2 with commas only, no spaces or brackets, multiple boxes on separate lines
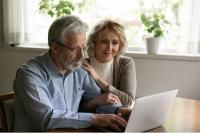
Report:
13,52,119,131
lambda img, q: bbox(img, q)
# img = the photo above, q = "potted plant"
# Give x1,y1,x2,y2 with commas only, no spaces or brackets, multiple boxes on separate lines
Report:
141,13,169,54
39,0,75,17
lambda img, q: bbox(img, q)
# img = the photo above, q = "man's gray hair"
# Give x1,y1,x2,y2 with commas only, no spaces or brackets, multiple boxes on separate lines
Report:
48,15,88,46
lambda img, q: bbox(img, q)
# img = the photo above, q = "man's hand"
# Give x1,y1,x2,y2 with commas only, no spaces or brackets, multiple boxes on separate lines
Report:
116,107,132,121
91,114,127,132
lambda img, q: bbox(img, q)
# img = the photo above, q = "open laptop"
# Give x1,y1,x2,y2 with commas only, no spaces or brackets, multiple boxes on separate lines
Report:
96,89,178,132
125,89,178,132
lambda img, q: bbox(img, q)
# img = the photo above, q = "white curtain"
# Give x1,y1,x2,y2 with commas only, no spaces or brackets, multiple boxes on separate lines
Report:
3,0,29,45
179,0,200,55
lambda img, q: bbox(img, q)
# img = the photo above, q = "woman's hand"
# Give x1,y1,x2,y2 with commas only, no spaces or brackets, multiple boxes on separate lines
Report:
82,60,100,81
82,60,109,92
92,93,121,105
80,93,121,112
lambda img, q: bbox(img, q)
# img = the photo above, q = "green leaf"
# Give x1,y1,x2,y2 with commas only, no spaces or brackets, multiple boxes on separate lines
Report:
39,0,75,18
154,29,163,37
140,12,169,37
56,11,61,17
48,10,54,17
147,26,154,33
63,8,71,15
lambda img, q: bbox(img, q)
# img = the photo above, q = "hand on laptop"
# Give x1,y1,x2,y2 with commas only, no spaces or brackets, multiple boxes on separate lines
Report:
91,114,127,131
116,107,132,121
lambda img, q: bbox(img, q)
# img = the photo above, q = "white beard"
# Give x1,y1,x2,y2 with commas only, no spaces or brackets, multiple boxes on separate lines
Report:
60,51,83,71
64,60,82,71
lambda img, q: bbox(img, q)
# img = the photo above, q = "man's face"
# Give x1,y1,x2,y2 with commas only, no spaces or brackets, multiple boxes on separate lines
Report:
59,32,87,71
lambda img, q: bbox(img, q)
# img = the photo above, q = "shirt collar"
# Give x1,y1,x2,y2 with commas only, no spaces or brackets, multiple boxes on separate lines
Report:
45,52,63,77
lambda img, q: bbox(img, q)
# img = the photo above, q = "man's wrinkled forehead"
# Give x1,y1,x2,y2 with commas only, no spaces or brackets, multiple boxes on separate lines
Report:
62,32,87,48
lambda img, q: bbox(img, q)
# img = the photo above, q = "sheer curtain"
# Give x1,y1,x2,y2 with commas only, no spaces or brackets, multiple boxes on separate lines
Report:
3,0,29,46
179,0,200,55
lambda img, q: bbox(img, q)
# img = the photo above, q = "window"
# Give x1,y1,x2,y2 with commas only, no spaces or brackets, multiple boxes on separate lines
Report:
3,0,200,55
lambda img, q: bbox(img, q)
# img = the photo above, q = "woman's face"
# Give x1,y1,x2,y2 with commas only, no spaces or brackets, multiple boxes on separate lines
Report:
94,28,120,63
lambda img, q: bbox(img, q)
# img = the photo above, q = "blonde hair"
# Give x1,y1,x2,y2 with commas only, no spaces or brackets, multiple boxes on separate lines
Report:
87,20,127,58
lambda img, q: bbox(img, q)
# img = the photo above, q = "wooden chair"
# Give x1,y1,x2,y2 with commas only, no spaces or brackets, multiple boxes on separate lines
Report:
0,92,14,131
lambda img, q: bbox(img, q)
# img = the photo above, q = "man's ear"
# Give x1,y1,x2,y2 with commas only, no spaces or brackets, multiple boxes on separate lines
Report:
50,42,60,55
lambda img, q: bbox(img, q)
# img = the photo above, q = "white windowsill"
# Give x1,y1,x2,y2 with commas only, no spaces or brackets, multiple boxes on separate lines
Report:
126,51,200,62
2,45,200,62
2,44,48,53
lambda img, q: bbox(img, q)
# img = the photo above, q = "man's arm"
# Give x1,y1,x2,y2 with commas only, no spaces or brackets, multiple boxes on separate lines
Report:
14,68,92,130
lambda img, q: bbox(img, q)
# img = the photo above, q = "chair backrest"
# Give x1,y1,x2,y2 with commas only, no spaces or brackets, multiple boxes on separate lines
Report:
0,92,14,131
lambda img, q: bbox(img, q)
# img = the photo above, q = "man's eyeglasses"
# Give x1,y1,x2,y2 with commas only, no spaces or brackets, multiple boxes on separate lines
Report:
52,40,87,53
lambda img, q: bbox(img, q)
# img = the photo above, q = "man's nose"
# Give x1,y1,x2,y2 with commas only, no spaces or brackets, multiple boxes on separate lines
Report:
76,48,84,59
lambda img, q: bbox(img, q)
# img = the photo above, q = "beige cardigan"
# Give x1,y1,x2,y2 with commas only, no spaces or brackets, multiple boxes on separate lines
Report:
88,56,137,108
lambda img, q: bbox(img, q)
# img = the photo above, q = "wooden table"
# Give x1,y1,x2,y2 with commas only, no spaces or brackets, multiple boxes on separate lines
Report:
151,97,200,132
49,97,200,132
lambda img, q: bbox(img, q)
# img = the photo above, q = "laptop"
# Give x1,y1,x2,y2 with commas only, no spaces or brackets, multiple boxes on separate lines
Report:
125,89,178,132
96,89,178,132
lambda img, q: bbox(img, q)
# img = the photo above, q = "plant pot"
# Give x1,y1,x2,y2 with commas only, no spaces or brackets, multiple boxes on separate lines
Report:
146,37,160,54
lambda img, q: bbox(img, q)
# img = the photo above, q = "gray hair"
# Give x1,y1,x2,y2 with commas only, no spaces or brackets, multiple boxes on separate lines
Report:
48,15,88,46
87,19,127,58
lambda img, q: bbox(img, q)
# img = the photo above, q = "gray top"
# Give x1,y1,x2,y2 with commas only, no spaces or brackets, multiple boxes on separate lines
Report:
105,56,137,107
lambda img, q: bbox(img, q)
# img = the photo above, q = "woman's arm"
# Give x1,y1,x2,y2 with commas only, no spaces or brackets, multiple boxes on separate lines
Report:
80,93,121,112
82,60,110,92
82,57,136,108
106,57,137,107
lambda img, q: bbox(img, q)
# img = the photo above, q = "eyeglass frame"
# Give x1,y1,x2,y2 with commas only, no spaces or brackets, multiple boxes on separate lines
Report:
51,40,87,53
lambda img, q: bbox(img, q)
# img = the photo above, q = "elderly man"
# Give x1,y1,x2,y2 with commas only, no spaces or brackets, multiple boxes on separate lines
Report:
13,16,129,131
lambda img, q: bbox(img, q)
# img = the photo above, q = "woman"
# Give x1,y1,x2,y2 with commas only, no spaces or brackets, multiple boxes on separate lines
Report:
82,20,136,108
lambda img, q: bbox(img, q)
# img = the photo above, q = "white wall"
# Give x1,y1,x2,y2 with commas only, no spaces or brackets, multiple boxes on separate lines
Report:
0,49,45,93
0,49,200,100
132,57,200,100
